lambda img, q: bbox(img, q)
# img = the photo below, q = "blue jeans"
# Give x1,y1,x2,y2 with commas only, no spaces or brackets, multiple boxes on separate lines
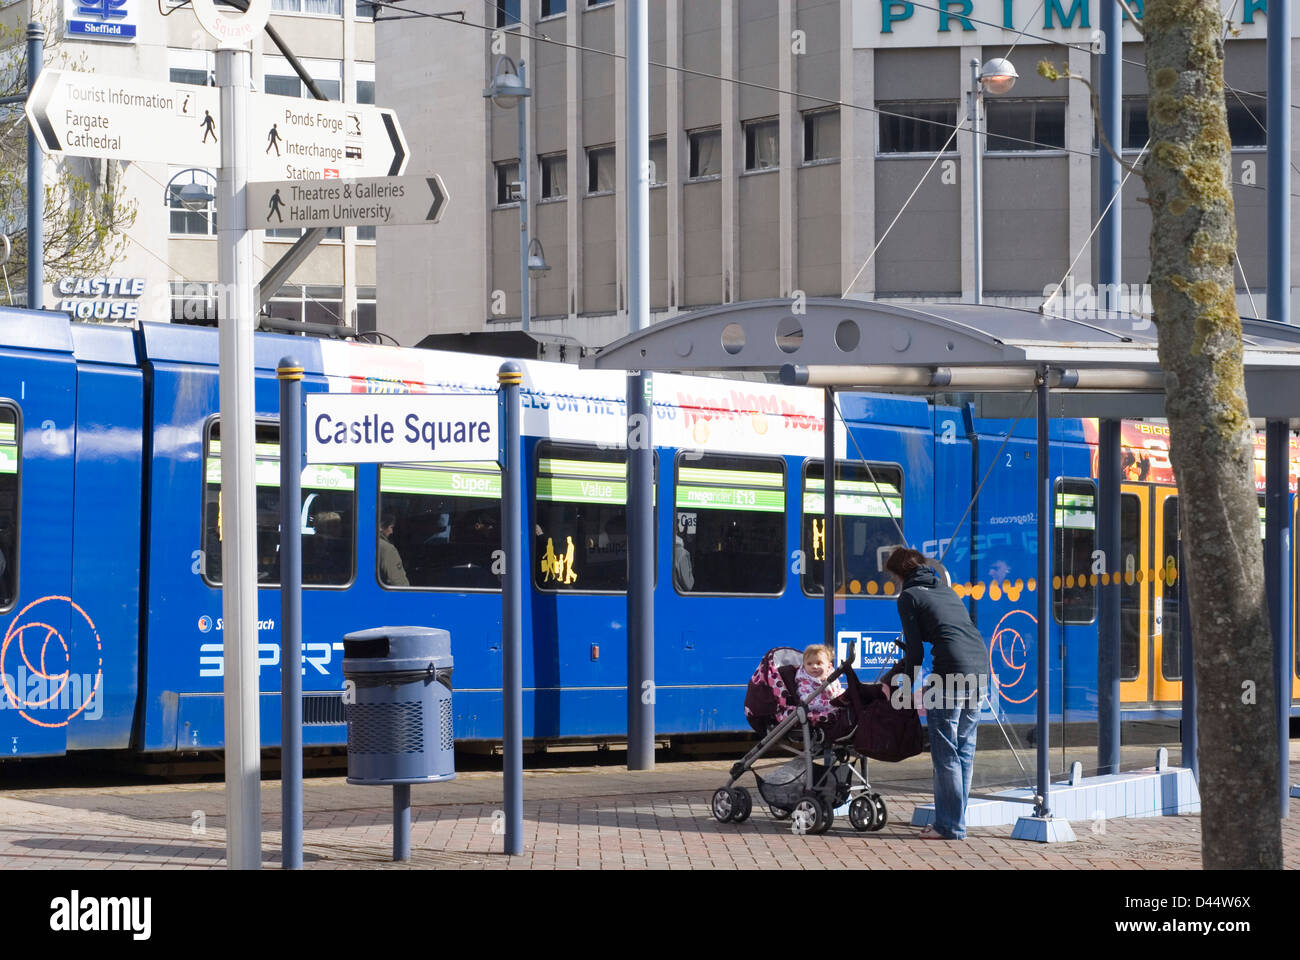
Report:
928,701,980,839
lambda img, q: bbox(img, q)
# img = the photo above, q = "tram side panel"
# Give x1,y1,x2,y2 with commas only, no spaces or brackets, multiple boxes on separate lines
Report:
0,336,78,758
66,325,143,750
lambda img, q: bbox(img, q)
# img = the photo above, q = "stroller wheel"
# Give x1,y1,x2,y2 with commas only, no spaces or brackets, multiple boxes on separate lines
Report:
849,795,878,832
815,797,834,834
790,793,824,836
769,805,791,820
870,792,889,831
711,787,737,823
731,786,753,823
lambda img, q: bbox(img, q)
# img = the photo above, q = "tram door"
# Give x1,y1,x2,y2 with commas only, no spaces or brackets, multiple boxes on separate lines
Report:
1119,485,1152,703
1151,489,1182,703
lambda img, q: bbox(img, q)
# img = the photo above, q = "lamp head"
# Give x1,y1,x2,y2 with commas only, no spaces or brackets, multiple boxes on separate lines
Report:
484,56,531,110
177,182,215,211
527,238,551,276
980,58,1018,95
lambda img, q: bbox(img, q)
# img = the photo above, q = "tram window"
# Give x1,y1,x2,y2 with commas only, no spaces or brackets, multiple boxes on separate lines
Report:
378,463,501,590
1119,493,1141,681
532,442,657,593
1162,497,1181,681
0,407,17,610
674,453,785,595
801,461,903,598
202,421,356,587
1053,479,1096,624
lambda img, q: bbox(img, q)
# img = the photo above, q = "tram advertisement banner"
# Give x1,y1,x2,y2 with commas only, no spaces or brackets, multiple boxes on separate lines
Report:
1081,419,1300,494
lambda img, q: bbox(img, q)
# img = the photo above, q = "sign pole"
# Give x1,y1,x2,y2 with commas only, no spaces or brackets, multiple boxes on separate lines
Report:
25,23,42,309
277,358,304,870
498,362,524,856
217,43,263,871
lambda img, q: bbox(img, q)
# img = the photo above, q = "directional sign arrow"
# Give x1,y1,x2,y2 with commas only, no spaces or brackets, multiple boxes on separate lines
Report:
246,174,449,229
248,94,409,182
25,70,222,166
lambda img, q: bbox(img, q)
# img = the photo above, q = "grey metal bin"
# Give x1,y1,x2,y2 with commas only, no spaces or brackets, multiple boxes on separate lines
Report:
342,626,456,786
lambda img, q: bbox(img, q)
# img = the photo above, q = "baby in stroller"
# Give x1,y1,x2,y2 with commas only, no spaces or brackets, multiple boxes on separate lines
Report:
710,641,892,834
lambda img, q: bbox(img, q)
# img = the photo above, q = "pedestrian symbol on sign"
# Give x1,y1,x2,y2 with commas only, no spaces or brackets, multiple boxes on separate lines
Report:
268,189,285,223
200,110,217,144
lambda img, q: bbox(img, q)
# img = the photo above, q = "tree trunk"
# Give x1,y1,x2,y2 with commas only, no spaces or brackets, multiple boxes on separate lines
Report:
1143,0,1281,869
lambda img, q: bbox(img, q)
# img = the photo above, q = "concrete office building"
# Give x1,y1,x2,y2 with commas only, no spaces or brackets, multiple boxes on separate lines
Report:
2,0,378,330
377,0,1297,350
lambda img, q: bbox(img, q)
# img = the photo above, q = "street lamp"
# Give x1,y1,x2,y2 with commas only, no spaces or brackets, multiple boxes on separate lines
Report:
969,57,1017,305
484,55,535,332
163,168,217,212
527,237,551,276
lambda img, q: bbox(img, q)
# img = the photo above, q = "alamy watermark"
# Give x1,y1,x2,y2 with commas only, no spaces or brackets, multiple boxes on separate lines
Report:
1042,279,1153,329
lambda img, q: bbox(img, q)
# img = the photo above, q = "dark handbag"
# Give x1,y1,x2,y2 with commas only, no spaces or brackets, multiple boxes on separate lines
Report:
842,665,924,762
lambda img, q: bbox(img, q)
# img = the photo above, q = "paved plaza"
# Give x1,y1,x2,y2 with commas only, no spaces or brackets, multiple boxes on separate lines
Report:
2,744,1298,870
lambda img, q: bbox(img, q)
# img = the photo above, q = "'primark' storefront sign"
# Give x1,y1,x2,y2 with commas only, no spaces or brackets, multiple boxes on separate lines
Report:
857,0,1284,48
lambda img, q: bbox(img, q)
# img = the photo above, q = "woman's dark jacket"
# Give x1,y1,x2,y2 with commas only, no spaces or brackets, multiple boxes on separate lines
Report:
883,566,989,684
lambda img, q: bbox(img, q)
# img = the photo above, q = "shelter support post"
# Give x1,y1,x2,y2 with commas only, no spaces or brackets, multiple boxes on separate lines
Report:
1097,0,1121,314
1179,538,1197,782
1035,369,1051,818
1265,420,1292,816
824,389,835,654
277,359,304,870
498,363,524,855
1097,419,1122,775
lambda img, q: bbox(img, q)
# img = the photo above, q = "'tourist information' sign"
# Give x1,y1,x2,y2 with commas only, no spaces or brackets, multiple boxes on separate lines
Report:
305,393,499,464
25,70,221,166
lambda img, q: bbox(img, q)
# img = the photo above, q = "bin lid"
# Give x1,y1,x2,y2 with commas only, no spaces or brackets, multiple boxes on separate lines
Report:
343,626,452,668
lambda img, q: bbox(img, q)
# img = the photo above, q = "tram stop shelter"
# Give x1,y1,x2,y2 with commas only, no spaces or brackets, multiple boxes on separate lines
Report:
583,296,1300,842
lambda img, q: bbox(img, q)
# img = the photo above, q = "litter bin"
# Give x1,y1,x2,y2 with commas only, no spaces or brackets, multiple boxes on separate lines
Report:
342,626,455,786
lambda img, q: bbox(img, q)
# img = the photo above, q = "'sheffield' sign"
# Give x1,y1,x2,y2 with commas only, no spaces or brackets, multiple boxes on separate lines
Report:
306,393,498,464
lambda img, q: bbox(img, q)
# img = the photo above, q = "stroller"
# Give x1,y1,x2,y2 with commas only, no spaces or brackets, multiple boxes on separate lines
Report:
710,640,901,835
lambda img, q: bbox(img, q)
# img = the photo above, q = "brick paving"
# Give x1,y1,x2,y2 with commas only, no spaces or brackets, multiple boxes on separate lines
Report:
1,747,1297,869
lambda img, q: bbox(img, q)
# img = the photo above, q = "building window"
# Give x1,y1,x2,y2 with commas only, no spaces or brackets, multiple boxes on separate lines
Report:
495,0,520,27
357,80,374,104
539,153,567,199
170,67,210,86
272,0,344,14
985,99,1066,152
168,171,217,236
355,286,377,331
1121,98,1149,150
587,0,611,6
587,145,615,193
649,137,667,184
803,108,840,162
169,48,214,87
358,226,376,241
263,58,343,101
496,160,520,205
265,284,346,327
877,101,958,154
1227,94,1266,147
688,127,721,178
356,0,375,17
171,281,219,323
541,0,566,15
744,117,779,171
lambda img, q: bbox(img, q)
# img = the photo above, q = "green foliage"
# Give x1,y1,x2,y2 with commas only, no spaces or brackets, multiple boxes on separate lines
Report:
0,8,137,306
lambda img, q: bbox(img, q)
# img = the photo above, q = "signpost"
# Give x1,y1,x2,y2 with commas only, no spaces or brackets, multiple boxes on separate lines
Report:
249,96,408,181
246,174,447,230
305,393,497,465
25,69,221,166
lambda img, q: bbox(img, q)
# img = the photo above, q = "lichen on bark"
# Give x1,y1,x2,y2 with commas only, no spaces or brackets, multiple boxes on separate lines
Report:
1143,0,1281,870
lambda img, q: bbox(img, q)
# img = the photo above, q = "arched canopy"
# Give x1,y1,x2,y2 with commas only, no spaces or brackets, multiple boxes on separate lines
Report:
582,298,1300,423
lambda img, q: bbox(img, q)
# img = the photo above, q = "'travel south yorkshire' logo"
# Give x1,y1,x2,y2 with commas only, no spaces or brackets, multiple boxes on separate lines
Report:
65,0,137,41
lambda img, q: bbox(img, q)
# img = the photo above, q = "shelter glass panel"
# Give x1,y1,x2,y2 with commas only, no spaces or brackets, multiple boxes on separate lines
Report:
532,442,657,593
1120,493,1141,681
673,454,785,595
801,461,904,597
0,408,16,610
202,421,356,588
1053,479,1096,623
1161,496,1181,681
378,463,501,590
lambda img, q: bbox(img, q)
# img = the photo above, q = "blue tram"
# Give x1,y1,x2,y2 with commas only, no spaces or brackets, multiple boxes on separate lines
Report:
0,307,1295,759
